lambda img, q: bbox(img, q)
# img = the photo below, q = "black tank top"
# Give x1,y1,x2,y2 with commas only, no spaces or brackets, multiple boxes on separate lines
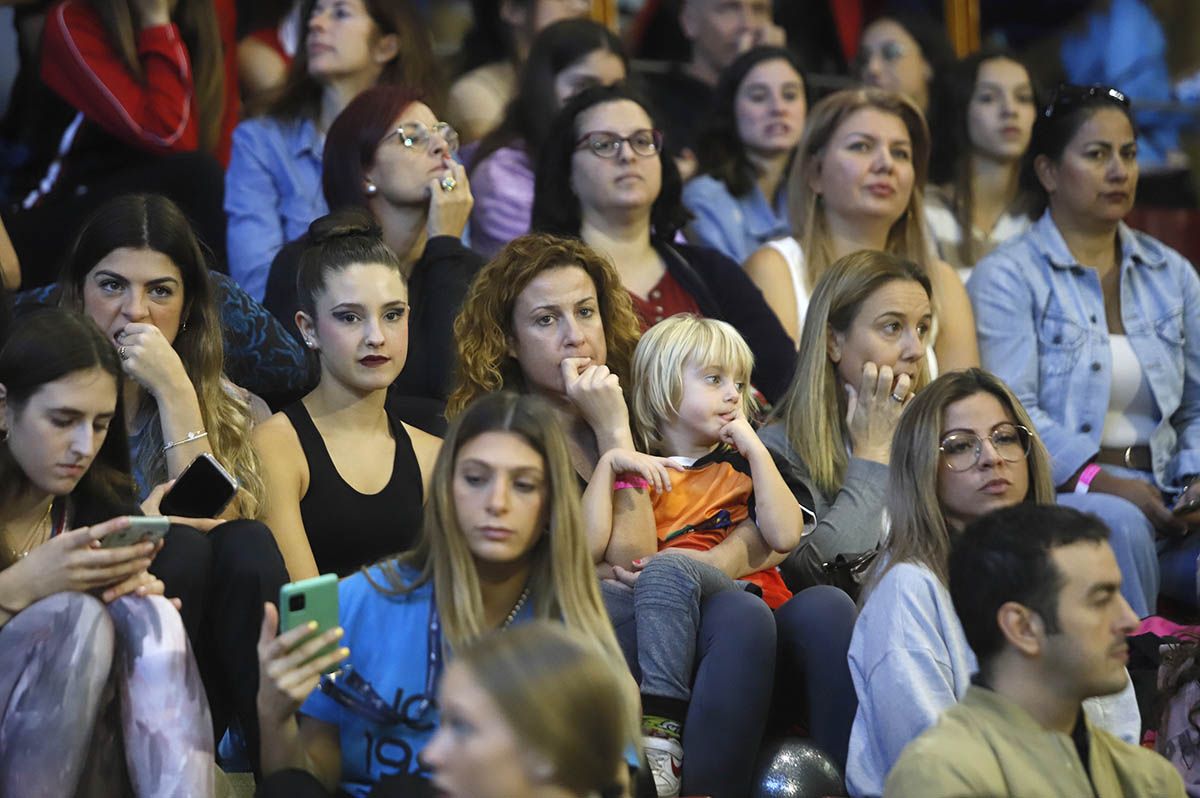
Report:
283,402,423,576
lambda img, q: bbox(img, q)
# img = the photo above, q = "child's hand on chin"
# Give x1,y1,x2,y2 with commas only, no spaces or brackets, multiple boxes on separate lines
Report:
719,416,759,457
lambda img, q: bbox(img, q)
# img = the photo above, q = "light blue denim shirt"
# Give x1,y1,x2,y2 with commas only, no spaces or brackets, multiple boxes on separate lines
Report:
682,174,790,265
225,115,329,301
968,211,1200,489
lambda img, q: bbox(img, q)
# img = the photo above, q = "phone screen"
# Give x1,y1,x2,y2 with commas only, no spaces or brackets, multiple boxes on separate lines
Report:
160,453,238,518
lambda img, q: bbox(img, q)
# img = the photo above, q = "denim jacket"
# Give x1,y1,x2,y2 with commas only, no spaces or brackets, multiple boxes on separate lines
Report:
968,211,1200,489
225,115,328,301
682,174,790,265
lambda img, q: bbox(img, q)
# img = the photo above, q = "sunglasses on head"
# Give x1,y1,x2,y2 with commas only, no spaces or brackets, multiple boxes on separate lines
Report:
1043,84,1130,119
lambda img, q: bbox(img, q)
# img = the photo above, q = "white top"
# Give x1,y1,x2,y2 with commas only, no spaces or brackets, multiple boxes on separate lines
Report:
924,190,1030,282
763,236,810,335
764,236,939,377
1102,334,1159,448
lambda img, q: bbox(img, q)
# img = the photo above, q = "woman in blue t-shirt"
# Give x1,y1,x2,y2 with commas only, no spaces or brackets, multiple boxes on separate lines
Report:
254,391,630,797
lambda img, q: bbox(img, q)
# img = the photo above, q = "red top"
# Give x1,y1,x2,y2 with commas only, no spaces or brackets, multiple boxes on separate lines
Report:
629,270,702,331
41,0,239,166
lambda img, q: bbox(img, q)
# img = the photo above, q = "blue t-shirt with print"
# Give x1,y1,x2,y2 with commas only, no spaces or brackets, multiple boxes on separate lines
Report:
299,563,537,796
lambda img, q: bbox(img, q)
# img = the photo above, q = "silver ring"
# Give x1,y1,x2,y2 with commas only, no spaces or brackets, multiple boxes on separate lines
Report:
119,345,128,360
440,175,457,192
890,392,905,403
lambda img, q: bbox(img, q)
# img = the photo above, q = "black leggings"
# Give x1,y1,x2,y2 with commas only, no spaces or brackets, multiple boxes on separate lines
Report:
150,519,289,776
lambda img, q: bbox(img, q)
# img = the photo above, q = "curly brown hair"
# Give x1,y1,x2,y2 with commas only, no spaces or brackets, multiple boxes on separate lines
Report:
447,233,641,419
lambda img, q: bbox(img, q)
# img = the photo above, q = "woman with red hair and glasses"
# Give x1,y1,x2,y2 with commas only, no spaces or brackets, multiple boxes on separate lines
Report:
263,86,484,421
225,0,439,302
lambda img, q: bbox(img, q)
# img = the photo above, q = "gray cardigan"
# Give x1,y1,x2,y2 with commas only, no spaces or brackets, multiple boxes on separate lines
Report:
758,423,889,589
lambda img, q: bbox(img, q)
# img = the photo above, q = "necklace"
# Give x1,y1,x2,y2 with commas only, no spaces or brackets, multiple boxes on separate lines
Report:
1,501,53,561
502,586,531,629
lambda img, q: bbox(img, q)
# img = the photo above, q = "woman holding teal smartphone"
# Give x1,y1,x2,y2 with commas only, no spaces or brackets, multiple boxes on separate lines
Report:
0,306,213,795
255,391,632,797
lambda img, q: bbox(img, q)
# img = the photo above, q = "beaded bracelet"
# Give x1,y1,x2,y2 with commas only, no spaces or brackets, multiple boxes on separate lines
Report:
162,429,208,453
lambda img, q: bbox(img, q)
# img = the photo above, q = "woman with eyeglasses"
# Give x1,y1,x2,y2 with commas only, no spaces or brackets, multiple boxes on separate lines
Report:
846,368,1140,797
969,84,1200,614
264,85,483,416
225,0,438,301
254,392,631,798
255,207,441,582
856,12,953,117
468,18,628,259
924,49,1039,277
743,88,979,366
531,83,795,404
682,46,807,265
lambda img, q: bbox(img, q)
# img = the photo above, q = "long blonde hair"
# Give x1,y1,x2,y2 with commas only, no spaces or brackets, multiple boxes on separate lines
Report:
456,622,639,798
789,88,933,290
447,233,642,419
59,194,266,518
630,314,757,454
873,368,1055,590
772,250,932,497
368,392,624,665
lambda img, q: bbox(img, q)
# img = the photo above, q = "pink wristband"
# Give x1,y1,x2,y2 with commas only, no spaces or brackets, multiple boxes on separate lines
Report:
1074,463,1102,494
613,475,650,491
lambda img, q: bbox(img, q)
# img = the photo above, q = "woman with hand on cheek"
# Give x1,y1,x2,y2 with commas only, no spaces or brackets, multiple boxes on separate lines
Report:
450,233,778,798
61,192,289,775
266,86,483,414
0,307,213,796
762,250,931,590
254,392,629,797
255,209,440,581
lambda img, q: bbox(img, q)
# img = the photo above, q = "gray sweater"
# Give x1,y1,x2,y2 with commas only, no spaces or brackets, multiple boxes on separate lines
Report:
758,423,889,589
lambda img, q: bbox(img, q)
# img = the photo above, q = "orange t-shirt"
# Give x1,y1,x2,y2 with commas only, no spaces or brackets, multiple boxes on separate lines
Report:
651,447,791,609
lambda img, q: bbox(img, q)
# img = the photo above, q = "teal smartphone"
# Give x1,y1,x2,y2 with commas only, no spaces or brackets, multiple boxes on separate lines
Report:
278,574,341,673
101,515,170,548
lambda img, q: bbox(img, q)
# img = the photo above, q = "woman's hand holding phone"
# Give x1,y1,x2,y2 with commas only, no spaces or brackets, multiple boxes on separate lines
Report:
6,516,165,610
142,479,228,533
256,602,348,729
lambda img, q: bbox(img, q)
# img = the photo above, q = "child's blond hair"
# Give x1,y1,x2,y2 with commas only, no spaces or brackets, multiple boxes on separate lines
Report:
631,314,757,454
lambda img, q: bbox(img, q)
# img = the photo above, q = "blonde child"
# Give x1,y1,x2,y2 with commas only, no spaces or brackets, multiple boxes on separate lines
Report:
597,314,807,797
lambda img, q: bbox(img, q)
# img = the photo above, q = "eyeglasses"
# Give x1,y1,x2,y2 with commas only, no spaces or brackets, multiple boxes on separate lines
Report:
574,129,664,159
318,664,436,729
1043,84,1130,119
855,41,908,71
939,423,1033,471
382,122,460,156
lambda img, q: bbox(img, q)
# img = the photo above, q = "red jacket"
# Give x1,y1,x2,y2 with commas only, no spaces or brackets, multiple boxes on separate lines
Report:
40,0,238,165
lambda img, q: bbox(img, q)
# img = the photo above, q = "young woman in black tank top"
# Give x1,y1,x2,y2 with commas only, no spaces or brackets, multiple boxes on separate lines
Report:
254,210,440,580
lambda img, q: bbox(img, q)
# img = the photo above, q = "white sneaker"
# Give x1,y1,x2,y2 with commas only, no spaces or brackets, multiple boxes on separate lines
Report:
643,734,683,798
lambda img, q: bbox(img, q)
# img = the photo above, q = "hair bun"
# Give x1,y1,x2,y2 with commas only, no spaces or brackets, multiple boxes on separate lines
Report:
307,207,383,243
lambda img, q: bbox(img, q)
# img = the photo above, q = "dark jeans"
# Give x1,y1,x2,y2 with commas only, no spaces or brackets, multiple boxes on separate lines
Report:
773,585,858,772
606,585,776,798
151,519,289,776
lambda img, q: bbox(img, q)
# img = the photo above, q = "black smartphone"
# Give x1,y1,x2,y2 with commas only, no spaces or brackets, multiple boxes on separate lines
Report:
159,453,239,518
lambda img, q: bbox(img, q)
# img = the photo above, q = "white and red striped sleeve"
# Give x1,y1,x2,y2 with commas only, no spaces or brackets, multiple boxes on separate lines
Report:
40,0,199,154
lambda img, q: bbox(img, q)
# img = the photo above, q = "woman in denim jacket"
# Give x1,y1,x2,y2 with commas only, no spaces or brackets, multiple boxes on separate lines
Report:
969,84,1200,614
